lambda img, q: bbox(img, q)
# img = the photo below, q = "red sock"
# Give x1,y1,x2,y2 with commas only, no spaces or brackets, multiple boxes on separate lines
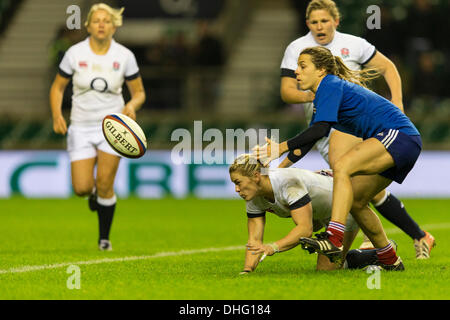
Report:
326,221,345,247
376,242,398,265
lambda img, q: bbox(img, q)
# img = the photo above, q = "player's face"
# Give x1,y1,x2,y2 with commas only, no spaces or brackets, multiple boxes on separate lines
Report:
87,9,116,41
306,9,339,45
295,54,325,92
230,172,259,201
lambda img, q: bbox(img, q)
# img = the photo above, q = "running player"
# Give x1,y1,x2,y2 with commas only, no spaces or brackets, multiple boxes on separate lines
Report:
49,3,146,250
255,46,425,269
279,0,434,258
229,154,399,273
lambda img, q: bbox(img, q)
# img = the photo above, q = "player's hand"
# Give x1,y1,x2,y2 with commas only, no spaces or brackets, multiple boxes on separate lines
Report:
122,104,136,120
52,115,67,135
252,137,281,166
246,243,276,257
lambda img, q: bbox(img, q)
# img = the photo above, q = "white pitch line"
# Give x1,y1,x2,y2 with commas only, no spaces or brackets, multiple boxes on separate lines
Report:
0,245,244,275
0,223,449,275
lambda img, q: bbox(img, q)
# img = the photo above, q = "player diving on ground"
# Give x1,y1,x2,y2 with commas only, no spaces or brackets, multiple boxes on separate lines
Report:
229,154,394,274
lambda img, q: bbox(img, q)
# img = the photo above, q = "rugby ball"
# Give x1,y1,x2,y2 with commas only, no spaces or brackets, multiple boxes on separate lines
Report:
102,113,147,158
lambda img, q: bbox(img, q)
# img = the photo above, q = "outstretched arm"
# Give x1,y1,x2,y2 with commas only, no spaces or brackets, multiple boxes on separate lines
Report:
253,122,331,166
241,216,265,274
246,202,313,257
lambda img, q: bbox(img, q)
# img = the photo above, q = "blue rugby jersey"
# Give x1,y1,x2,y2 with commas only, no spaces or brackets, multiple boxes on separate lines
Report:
310,75,419,139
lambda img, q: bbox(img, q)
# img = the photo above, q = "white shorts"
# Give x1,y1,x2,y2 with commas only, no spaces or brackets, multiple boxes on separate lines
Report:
314,127,335,164
67,125,120,162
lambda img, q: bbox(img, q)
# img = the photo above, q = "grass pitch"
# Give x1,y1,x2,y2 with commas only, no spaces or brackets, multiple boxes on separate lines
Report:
0,197,449,300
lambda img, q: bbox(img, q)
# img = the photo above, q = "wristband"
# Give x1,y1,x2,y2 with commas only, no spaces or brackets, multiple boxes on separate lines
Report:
268,243,280,253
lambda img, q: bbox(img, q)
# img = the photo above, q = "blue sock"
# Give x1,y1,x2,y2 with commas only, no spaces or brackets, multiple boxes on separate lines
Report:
374,193,425,240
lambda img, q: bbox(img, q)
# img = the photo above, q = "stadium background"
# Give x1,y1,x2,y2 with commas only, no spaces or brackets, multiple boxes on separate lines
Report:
0,0,449,302
0,0,449,199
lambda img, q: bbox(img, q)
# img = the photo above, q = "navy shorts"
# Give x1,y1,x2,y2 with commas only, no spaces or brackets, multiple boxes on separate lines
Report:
373,129,422,184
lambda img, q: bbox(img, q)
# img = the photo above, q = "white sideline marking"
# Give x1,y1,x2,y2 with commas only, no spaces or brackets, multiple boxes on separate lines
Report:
0,223,449,275
0,245,244,275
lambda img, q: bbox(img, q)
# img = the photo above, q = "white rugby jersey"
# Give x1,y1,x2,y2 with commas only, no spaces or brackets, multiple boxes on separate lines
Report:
246,168,357,231
280,31,376,124
59,37,140,127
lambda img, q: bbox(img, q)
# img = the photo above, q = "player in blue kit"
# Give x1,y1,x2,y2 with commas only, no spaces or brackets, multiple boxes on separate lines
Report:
254,46,425,270
280,0,434,259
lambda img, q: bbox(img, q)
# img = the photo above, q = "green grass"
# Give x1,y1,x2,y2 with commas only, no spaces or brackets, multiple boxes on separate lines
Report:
0,197,449,300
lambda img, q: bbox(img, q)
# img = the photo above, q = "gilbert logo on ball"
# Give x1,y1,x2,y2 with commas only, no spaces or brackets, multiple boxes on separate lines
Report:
102,113,147,158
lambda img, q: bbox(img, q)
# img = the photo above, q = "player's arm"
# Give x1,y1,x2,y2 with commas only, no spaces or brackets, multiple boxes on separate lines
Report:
241,215,265,274
246,199,313,256
276,201,314,250
364,51,404,112
49,73,70,135
278,149,302,168
280,77,315,104
123,76,146,120
254,123,331,165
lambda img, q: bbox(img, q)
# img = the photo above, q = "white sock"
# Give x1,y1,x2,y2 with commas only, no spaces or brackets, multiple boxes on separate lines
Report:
97,194,117,206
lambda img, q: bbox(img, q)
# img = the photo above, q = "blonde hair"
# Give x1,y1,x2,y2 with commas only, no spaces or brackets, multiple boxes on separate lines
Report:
306,0,341,21
300,46,379,88
229,154,266,177
85,3,124,28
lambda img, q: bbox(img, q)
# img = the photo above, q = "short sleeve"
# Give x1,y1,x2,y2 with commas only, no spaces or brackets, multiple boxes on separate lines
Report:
357,37,377,65
246,200,265,218
124,50,140,81
58,48,74,78
281,177,311,210
280,42,299,78
311,76,343,125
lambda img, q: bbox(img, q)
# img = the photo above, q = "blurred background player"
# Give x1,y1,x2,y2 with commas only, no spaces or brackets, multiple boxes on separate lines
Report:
279,0,434,259
229,154,398,273
49,3,146,251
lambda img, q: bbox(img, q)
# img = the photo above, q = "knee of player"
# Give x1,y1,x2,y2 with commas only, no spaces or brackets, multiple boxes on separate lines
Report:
331,160,352,177
96,185,115,198
351,199,370,213
73,185,92,197
96,177,114,192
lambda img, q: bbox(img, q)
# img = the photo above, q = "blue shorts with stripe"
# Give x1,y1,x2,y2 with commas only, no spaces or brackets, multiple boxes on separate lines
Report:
373,129,422,184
